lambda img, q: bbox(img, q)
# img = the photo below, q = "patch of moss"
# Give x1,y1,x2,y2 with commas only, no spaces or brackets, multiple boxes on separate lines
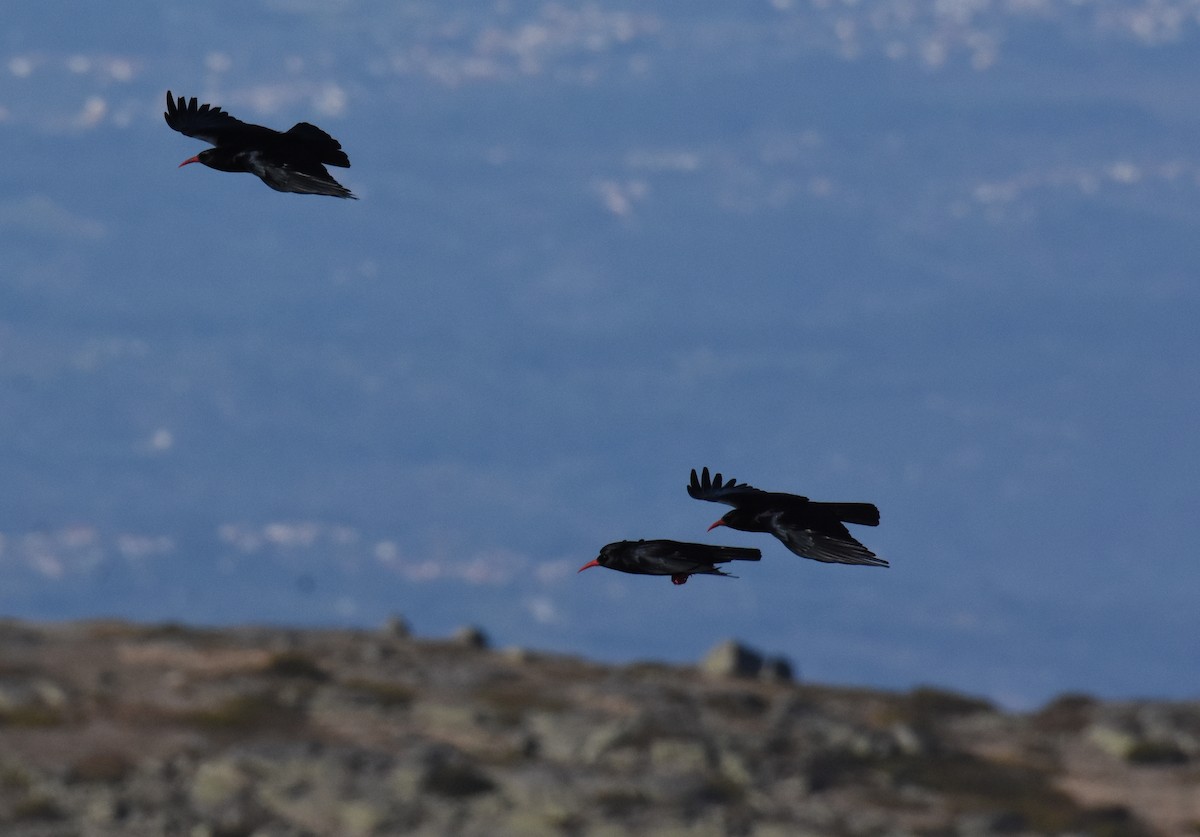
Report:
0,662,40,677
1073,806,1158,837
471,680,570,726
804,746,1151,835
421,762,495,798
888,752,1154,835
906,686,994,719
1126,739,1188,765
12,793,64,821
807,749,874,792
625,661,676,678
0,764,34,790
69,750,134,784
81,619,144,639
262,651,329,681
694,773,746,805
1032,693,1096,734
181,691,303,732
890,752,1066,812
703,690,770,719
869,687,992,739
342,678,416,709
593,787,651,818
143,622,195,639
0,705,66,728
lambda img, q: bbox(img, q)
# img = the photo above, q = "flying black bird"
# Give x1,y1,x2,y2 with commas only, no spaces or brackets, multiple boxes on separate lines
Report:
688,467,887,567
578,539,762,585
163,91,356,198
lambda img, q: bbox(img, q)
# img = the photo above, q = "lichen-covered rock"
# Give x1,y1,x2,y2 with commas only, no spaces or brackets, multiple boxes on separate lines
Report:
648,738,713,774
190,758,250,810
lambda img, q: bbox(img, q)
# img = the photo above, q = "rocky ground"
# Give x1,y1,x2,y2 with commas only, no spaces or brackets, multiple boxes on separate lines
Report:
0,618,1197,837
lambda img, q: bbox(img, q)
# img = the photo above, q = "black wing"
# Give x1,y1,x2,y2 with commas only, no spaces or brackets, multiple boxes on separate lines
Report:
771,513,889,567
687,467,776,507
269,167,356,199
164,90,270,146
636,539,762,565
244,152,357,199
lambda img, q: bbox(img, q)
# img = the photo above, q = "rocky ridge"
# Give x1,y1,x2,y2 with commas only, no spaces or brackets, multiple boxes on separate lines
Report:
0,619,1197,836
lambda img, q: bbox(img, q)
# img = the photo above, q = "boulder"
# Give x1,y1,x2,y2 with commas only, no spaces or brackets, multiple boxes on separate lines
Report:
452,625,489,649
701,640,764,679
382,614,411,639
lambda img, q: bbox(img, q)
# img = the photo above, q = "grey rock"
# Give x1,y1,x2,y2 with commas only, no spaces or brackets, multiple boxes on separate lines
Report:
337,799,388,835
701,640,764,679
452,625,489,649
648,738,712,774
718,751,754,786
1088,722,1137,758
580,718,636,764
190,758,250,810
0,676,68,715
760,656,795,683
358,641,393,665
381,614,411,639
889,723,927,756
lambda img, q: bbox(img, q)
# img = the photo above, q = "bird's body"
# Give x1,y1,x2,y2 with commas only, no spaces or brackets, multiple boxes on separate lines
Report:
579,539,762,585
164,91,355,198
688,467,887,567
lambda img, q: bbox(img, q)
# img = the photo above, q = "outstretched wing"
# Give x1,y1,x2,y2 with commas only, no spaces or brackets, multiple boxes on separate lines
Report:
771,513,889,567
164,90,267,146
687,466,774,507
250,155,357,199
273,168,356,199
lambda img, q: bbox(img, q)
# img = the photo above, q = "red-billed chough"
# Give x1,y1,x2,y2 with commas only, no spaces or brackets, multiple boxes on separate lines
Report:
164,91,356,198
578,539,762,585
688,467,886,567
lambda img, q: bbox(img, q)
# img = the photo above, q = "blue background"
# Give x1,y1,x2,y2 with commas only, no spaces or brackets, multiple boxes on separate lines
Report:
1,2,1197,708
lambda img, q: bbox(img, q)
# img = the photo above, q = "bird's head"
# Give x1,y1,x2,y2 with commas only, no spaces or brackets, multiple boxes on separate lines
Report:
577,542,620,573
178,148,211,168
178,147,242,173
707,508,755,533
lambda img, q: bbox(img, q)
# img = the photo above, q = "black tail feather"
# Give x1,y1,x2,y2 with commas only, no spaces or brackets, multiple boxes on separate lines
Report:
814,502,880,527
287,122,351,167
709,545,762,562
